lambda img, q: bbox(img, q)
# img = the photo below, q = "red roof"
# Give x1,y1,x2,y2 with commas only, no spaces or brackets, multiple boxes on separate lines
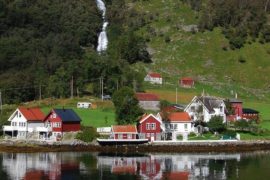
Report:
180,77,194,81
18,107,46,121
167,112,191,122
112,125,137,133
148,73,162,78
136,93,159,101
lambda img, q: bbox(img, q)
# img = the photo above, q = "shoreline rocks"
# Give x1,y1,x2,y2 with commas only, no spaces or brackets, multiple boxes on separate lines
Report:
0,140,270,153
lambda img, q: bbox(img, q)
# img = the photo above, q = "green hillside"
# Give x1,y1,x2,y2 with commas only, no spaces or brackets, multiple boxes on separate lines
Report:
129,0,270,100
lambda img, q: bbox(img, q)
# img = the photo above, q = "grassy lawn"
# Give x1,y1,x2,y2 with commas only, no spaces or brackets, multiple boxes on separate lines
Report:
188,133,220,140
41,106,116,128
239,132,270,140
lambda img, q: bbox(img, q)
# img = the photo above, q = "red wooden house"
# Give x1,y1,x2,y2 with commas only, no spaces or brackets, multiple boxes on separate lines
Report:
44,109,81,138
179,77,194,88
137,114,162,141
111,125,138,139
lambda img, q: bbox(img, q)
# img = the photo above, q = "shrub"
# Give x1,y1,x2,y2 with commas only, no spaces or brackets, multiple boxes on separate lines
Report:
165,36,171,43
76,126,98,142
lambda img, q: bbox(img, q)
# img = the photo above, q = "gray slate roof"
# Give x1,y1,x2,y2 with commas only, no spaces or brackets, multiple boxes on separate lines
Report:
198,96,224,113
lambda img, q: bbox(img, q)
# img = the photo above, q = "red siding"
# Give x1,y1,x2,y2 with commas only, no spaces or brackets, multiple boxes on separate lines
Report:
62,122,80,132
45,111,62,132
180,79,194,87
231,102,243,117
114,133,136,139
138,116,161,140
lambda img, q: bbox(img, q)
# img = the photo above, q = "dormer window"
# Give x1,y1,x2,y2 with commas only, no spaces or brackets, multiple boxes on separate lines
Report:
220,106,223,112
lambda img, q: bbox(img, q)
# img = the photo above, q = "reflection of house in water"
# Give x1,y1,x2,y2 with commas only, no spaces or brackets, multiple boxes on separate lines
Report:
2,152,82,180
97,153,241,179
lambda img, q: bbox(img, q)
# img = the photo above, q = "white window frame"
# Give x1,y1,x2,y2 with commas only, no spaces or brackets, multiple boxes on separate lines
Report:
151,123,156,130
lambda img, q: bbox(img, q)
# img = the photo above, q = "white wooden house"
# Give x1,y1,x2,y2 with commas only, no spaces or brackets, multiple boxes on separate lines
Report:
2,107,48,139
160,112,193,140
184,96,226,123
144,73,162,84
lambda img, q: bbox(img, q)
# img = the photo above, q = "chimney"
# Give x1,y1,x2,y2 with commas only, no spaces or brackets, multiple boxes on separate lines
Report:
235,93,238,99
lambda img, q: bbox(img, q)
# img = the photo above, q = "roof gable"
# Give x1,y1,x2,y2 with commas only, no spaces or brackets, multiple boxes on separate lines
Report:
198,96,224,113
135,93,159,101
112,125,137,133
53,109,81,122
139,114,162,124
18,107,46,121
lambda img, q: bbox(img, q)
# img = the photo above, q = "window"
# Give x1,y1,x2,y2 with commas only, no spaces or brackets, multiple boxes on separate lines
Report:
151,123,156,130
147,133,150,137
191,106,195,112
127,134,132,139
118,134,123,139
184,124,188,130
53,122,61,128
146,123,151,130
174,124,177,130
220,106,223,112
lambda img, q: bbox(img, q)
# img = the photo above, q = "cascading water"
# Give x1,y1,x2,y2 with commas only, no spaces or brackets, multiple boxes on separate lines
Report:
96,0,108,52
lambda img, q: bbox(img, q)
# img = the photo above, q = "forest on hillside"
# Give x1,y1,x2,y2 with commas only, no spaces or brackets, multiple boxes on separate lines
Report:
184,0,270,49
0,0,150,103
2,0,270,104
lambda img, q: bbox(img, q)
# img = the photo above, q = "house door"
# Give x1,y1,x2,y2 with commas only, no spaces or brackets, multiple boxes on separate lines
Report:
150,133,155,142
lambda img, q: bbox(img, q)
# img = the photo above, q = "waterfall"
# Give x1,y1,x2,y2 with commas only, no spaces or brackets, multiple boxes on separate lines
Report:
96,0,108,52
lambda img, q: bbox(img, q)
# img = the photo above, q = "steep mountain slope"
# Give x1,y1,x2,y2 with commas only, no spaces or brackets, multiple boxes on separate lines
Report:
129,0,270,99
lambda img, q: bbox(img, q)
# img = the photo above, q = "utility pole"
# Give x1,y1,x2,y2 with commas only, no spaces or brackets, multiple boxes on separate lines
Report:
70,76,74,99
176,87,178,104
39,84,42,102
0,90,2,115
101,77,104,101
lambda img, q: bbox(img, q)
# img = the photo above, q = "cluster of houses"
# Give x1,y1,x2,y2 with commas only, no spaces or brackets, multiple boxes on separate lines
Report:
144,72,195,88
99,93,259,142
2,107,81,140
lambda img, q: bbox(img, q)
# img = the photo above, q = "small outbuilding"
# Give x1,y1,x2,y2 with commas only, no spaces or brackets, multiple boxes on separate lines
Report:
77,102,92,109
144,73,162,84
111,125,138,139
179,77,194,88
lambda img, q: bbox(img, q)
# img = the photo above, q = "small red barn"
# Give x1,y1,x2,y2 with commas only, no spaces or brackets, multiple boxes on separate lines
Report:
179,77,194,88
137,114,162,141
112,125,137,139
44,109,81,138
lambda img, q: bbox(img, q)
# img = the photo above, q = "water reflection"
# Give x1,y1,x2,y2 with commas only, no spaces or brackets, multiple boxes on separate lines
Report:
0,151,269,179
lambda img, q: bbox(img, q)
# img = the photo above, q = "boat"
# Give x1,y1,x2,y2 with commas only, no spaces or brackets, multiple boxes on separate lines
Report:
97,138,149,146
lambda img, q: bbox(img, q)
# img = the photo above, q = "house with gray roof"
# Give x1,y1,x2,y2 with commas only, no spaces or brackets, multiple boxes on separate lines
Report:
184,96,226,123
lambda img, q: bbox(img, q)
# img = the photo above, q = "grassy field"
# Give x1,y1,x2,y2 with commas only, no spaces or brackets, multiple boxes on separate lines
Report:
41,106,116,128
130,0,270,98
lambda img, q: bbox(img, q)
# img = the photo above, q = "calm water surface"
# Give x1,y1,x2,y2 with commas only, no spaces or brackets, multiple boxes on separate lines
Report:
0,151,270,180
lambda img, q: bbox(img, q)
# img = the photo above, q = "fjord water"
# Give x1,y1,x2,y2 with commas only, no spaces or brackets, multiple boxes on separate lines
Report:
0,151,270,180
